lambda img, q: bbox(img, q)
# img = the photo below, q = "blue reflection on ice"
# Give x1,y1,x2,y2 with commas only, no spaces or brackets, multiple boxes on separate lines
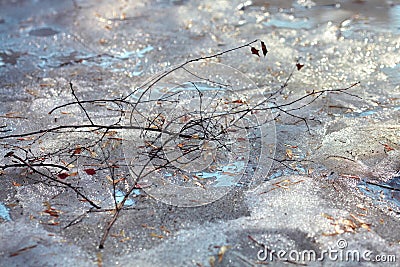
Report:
114,189,140,207
195,161,245,187
0,202,11,221
358,177,400,207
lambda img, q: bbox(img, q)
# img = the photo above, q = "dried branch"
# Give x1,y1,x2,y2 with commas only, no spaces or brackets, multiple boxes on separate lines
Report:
0,39,363,251
5,153,101,209
69,81,95,125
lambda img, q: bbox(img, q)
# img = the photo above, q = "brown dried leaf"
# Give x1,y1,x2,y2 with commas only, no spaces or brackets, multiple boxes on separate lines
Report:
39,84,54,87
105,131,118,136
349,214,366,224
261,41,268,57
194,181,206,189
113,178,126,185
383,143,394,152
209,256,216,267
26,88,39,97
356,204,367,211
43,207,60,217
160,225,171,234
96,252,103,267
84,168,96,175
334,224,345,234
45,218,60,226
111,230,125,238
296,63,304,71
251,47,260,57
357,219,371,230
218,245,231,263
141,224,156,230
150,232,164,239
342,219,357,229
285,148,293,159
57,172,69,179
72,147,82,155
321,213,334,220
134,182,152,189
12,181,22,186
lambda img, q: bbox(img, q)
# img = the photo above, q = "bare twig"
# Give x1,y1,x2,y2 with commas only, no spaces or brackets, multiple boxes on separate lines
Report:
69,81,95,125
6,153,101,209
0,162,69,171
0,40,363,251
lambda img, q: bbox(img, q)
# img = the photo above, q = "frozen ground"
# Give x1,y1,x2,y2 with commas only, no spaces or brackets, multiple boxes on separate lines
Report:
0,0,399,266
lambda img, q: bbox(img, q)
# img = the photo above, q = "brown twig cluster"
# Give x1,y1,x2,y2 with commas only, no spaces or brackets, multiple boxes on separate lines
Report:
0,40,361,249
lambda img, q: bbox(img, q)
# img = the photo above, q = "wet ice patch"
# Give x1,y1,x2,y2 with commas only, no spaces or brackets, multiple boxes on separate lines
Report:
136,46,154,58
115,46,153,60
38,51,94,68
358,176,400,208
262,14,312,30
382,63,400,86
314,124,400,178
37,44,153,76
126,45,154,76
0,50,22,65
267,165,308,180
0,220,93,267
114,189,139,207
195,161,245,187
29,27,59,37
174,83,229,91
344,108,378,118
0,202,11,221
